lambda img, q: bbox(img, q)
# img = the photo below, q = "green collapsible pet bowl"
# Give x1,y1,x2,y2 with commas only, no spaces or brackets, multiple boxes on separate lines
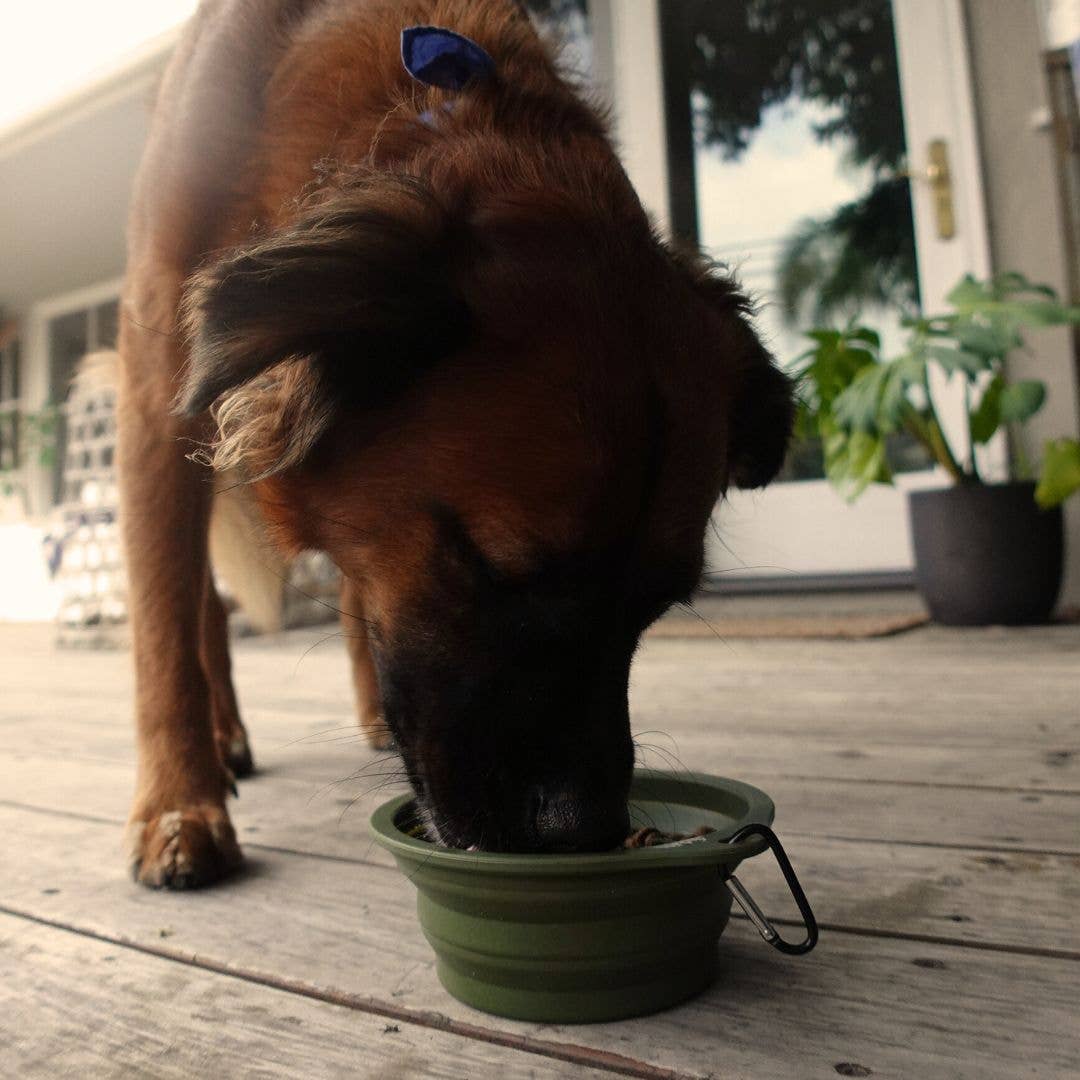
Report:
370,769,817,1023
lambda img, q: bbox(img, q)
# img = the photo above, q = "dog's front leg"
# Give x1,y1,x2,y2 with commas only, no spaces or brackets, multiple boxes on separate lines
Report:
118,315,240,889
201,575,254,779
339,576,393,751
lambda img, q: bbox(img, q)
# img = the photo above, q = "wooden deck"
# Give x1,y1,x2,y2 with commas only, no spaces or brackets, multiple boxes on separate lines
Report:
2,616,1078,1078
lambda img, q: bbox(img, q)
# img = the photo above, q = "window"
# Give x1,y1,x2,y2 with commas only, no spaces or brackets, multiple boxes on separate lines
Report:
525,0,593,74
0,330,21,472
657,1,931,482
47,296,120,504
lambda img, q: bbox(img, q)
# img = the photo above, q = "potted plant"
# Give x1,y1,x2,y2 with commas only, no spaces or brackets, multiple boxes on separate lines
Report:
794,272,1080,625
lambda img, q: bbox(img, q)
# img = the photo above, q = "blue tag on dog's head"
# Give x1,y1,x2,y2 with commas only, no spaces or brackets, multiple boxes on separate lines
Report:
401,26,495,91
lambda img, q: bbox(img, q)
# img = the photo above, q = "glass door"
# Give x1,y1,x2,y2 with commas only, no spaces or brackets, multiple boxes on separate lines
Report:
651,0,991,583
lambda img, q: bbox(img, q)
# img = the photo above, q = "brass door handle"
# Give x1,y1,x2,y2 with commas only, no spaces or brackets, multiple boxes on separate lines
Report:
902,139,956,240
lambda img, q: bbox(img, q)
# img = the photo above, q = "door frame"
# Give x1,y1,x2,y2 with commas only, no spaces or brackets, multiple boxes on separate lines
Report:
591,0,997,583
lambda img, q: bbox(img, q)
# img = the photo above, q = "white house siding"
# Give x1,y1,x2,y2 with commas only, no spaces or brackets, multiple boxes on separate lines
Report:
966,0,1080,605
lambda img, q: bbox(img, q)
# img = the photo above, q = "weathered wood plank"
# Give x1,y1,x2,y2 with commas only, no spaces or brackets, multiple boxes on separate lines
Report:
6,619,1077,795
5,732,1078,861
7,788,1076,955
9,622,1080,749
0,914,629,1080
1,809,1077,1080
6,705,1078,796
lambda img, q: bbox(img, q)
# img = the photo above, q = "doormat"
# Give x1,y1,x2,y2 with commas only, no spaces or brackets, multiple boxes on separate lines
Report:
647,611,930,640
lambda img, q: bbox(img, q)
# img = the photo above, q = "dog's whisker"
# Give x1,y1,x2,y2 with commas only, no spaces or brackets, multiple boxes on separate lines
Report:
674,599,736,655
274,726,374,749
633,740,695,783
304,767,409,807
335,775,410,824
292,631,354,673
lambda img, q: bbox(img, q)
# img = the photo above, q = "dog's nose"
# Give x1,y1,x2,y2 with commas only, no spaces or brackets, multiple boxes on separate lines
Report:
531,787,630,853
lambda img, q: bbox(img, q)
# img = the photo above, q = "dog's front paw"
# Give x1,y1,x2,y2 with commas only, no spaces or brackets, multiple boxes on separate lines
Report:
216,724,255,779
126,803,241,889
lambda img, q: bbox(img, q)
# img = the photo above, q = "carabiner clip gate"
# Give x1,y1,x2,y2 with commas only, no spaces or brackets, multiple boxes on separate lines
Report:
723,823,818,956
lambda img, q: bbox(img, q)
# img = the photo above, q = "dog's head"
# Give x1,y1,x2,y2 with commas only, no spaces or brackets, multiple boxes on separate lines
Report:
179,165,792,852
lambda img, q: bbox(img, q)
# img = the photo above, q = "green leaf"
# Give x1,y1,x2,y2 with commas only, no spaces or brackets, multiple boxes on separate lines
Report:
823,425,892,502
998,380,1046,424
952,320,1015,357
833,364,888,431
969,375,1003,444
924,344,991,378
805,329,843,346
795,328,880,415
832,350,924,434
1002,300,1080,326
1035,438,1080,508
993,271,1055,297
845,327,881,348
945,274,986,310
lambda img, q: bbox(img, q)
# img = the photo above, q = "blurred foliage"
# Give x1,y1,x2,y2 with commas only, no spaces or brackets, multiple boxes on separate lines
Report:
676,0,916,324
524,0,587,20
678,0,904,171
528,0,918,323
777,177,917,326
0,404,59,499
1036,439,1080,509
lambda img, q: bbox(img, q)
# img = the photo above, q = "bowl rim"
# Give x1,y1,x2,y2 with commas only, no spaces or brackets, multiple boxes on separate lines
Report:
369,769,775,874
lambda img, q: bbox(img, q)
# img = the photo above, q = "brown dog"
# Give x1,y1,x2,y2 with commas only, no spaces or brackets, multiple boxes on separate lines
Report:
118,0,792,888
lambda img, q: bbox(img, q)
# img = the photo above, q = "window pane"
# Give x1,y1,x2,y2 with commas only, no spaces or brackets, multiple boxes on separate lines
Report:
661,0,931,479
0,337,17,403
48,310,88,404
0,411,18,470
95,300,119,350
525,0,592,77
48,309,89,504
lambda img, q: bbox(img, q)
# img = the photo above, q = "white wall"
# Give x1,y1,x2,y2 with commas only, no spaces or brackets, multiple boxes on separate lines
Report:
965,0,1080,605
0,520,60,621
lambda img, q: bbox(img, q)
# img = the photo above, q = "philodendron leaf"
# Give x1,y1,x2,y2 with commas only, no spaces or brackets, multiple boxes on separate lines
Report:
1035,438,1080,508
952,320,1016,358
924,344,991,378
998,380,1046,423
970,375,1003,444
946,273,1080,324
833,350,925,435
823,427,891,502
846,327,881,348
945,274,987,310
993,271,1057,298
832,364,887,431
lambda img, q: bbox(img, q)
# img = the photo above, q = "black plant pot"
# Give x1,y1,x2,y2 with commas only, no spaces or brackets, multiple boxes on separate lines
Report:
908,482,1063,626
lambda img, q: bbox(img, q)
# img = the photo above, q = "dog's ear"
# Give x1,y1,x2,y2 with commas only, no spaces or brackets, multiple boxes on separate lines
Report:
176,175,471,418
690,268,795,490
727,337,795,489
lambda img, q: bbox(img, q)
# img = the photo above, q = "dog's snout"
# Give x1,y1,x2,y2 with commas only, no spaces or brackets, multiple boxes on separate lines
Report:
530,786,630,854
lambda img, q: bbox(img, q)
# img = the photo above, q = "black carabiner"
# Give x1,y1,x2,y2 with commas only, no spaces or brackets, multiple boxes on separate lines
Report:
723,823,818,956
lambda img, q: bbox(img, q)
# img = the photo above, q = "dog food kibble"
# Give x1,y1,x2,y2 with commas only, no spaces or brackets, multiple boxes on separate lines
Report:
403,820,716,849
622,825,715,848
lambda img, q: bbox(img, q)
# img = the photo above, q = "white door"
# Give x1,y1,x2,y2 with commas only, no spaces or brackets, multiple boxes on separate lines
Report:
596,0,993,583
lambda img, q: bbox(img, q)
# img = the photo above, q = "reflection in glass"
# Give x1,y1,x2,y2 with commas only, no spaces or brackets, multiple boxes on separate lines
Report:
660,1,929,480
